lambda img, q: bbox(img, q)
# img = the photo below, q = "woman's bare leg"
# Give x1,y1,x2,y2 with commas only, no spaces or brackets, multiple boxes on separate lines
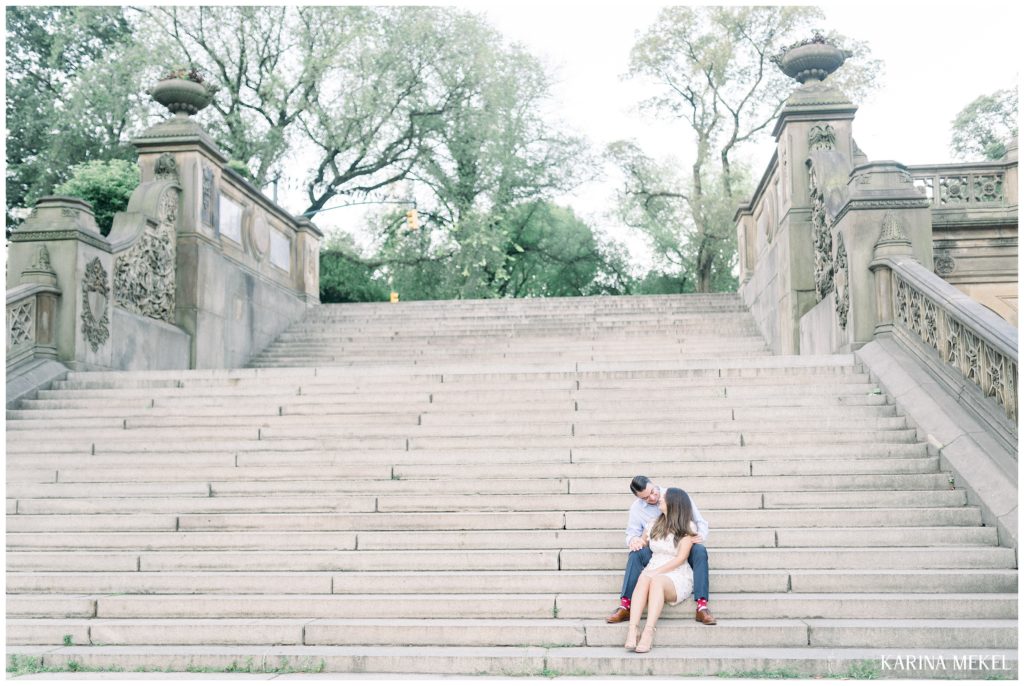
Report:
642,576,678,631
629,575,651,627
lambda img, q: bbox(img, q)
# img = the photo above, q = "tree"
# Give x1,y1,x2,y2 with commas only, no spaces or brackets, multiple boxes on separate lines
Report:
951,88,1018,161
5,6,150,227
617,6,880,291
53,160,140,236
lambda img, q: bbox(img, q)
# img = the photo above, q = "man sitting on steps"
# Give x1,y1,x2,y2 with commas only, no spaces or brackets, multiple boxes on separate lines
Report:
605,475,717,625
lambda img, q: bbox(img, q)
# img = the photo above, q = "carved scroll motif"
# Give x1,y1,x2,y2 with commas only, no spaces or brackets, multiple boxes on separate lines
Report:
833,233,849,330
81,257,110,352
7,301,34,349
808,123,837,152
808,165,833,300
113,188,178,323
201,165,217,227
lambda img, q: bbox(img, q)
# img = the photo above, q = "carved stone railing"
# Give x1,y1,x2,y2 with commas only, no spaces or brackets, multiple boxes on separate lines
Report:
6,248,61,372
872,253,1018,448
908,162,1015,208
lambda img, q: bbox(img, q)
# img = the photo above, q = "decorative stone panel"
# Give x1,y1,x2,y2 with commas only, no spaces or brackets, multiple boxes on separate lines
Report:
81,257,110,352
113,188,179,322
7,301,34,350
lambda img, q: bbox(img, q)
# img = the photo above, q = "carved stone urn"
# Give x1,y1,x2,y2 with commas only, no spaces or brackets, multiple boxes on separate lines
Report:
776,39,853,84
149,78,215,116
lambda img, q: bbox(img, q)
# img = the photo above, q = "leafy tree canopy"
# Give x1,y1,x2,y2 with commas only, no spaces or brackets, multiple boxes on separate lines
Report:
950,87,1018,161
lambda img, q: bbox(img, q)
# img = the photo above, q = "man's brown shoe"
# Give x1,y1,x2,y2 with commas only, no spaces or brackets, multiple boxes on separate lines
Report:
695,608,717,625
606,606,630,623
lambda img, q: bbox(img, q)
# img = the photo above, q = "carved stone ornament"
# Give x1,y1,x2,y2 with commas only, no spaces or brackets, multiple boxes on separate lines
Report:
808,164,833,300
201,165,217,227
934,251,957,276
878,212,910,244
30,245,53,271
808,124,837,152
8,300,34,349
893,272,1018,424
833,232,849,330
114,188,178,322
154,153,179,181
81,257,110,352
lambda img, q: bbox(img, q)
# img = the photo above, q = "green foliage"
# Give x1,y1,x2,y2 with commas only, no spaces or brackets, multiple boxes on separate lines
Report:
53,160,140,236
951,88,1018,161
225,160,254,181
319,231,390,303
5,6,149,227
616,7,879,292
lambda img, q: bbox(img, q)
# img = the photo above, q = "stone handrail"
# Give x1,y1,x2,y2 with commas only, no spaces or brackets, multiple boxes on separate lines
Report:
874,254,1018,438
907,160,1016,208
6,280,61,372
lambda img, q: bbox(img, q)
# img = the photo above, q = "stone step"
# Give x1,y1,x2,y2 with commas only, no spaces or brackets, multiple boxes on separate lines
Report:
13,392,891,413
9,547,1014,573
5,618,1017,649
30,376,877,401
6,645,1015,679
8,568,1016,596
8,490,967,515
5,526,998,551
559,548,1016,571
4,416,912,442
3,404,900,430
5,443,932,470
6,506,981,534
6,456,941,485
6,592,1017,620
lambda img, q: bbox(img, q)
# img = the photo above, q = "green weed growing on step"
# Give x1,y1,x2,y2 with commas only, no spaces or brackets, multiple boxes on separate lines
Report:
716,667,804,678
62,634,74,646
835,660,880,679
7,654,43,676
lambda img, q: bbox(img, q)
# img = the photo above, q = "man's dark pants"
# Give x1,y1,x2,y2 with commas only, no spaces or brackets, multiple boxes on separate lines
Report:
619,544,709,602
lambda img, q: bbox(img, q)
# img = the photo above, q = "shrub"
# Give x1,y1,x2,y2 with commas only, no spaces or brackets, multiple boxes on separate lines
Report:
53,159,140,236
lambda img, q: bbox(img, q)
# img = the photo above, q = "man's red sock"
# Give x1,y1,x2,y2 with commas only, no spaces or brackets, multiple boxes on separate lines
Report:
620,597,631,609
696,598,708,611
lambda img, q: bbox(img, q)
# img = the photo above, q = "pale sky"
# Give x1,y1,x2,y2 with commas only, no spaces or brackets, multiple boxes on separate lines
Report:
292,2,1023,270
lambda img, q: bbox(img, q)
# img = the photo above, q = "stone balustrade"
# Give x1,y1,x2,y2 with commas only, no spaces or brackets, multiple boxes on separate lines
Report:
872,254,1017,443
908,160,1017,208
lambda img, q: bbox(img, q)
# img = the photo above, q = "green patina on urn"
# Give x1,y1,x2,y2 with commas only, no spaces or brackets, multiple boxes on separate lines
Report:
774,34,854,84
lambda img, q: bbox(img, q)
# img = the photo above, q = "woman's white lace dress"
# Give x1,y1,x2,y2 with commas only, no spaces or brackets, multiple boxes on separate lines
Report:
643,522,694,605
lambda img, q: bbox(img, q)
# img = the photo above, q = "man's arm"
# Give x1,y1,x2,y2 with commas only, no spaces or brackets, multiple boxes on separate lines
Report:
625,501,645,548
690,499,709,542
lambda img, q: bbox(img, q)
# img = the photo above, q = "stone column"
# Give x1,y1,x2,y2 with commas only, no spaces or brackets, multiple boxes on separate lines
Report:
833,162,933,348
294,217,324,305
740,36,858,354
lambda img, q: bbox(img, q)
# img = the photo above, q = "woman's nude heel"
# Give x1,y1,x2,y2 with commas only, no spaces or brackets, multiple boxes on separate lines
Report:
634,626,656,653
624,624,639,650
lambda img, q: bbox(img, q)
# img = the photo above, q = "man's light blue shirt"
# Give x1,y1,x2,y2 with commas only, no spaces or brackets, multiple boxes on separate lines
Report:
625,485,709,547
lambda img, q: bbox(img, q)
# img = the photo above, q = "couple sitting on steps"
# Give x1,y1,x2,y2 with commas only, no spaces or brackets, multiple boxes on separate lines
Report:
605,475,716,654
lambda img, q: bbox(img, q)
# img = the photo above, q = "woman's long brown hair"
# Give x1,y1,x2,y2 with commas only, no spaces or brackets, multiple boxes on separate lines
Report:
650,487,695,546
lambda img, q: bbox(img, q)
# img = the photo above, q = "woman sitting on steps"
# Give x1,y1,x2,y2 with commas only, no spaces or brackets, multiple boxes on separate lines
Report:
624,487,698,653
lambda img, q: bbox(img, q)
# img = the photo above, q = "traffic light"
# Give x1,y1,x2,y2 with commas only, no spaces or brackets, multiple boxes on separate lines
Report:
405,209,420,230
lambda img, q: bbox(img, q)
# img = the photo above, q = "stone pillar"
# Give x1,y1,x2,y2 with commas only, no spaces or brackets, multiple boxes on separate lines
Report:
131,109,228,368
7,197,114,370
833,162,933,348
294,217,324,305
738,36,859,354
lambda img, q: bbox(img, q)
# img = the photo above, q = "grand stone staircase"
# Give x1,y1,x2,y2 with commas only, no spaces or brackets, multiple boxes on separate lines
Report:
6,294,1018,677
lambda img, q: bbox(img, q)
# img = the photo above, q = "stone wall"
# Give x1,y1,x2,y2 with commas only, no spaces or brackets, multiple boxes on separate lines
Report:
6,82,322,388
